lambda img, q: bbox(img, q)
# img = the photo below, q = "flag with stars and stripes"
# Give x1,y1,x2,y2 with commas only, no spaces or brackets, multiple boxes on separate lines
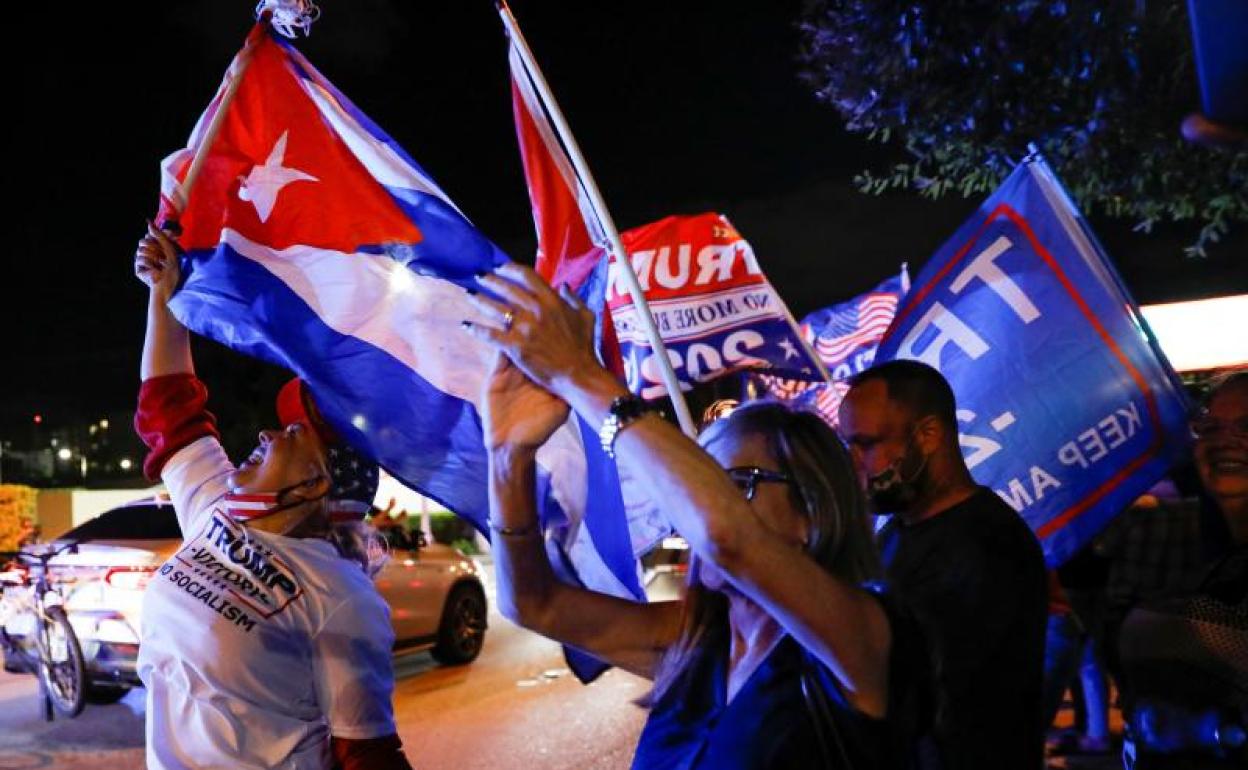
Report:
603,213,824,400
758,269,909,425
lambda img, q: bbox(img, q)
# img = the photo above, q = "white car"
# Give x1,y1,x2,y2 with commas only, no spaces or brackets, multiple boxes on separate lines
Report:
2,498,488,702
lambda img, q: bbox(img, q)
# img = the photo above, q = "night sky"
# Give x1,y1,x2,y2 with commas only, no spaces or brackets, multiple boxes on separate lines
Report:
4,0,1245,438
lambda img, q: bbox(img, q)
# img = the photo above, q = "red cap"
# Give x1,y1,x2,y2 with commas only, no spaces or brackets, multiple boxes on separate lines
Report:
276,378,338,444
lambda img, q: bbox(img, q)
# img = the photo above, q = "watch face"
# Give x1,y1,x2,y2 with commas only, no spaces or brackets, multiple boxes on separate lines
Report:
611,395,646,420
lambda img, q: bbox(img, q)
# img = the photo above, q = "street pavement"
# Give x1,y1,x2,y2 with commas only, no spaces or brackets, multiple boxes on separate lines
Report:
0,562,1123,770
0,566,650,770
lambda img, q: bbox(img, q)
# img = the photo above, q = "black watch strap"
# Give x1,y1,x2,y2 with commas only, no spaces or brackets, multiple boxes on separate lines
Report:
598,394,647,459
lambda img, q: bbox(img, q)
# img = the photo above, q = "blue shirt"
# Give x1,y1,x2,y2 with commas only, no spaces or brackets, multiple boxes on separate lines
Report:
632,592,930,770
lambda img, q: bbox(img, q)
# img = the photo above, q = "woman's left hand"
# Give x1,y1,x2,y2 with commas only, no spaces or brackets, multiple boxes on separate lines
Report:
464,263,601,398
481,351,570,452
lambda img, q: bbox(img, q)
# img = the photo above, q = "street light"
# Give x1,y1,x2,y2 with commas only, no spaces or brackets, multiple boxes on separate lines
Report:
56,447,72,461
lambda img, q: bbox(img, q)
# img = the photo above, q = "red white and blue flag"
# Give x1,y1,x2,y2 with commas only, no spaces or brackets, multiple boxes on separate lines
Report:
158,23,644,613
805,271,908,380
605,213,825,399
509,43,605,290
508,38,670,583
876,156,1190,565
758,270,909,425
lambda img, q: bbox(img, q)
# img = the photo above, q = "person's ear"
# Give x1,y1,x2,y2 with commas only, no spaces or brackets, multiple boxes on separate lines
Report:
914,415,943,455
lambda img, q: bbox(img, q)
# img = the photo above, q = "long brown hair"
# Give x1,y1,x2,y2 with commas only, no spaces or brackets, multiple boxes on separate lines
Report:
639,401,880,707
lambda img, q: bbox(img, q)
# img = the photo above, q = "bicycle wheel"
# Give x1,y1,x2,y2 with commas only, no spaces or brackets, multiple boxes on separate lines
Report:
38,606,85,717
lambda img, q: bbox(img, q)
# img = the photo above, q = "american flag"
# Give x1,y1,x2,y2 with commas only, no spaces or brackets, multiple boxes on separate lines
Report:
809,290,902,365
757,270,908,425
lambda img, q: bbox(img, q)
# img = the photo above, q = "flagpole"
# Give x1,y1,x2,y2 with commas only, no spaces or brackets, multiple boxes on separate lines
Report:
163,21,267,221
497,1,699,439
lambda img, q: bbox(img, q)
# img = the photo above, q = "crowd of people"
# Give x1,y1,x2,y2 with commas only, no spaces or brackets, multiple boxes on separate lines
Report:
131,225,1245,769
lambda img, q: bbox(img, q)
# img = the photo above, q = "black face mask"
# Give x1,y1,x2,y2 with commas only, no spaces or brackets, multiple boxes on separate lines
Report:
866,429,929,515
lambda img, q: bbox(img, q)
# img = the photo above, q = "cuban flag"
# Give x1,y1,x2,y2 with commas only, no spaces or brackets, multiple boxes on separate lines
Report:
509,42,605,290
757,270,908,426
508,35,670,564
877,156,1191,566
156,22,646,648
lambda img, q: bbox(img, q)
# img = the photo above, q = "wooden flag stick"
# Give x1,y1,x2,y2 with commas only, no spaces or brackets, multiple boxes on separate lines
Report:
498,1,699,438
164,21,267,221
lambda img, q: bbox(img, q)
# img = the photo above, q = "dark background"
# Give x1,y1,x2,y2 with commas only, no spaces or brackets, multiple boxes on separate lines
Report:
3,0,1244,444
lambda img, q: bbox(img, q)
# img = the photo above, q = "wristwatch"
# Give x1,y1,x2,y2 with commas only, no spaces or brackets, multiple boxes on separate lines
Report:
599,394,647,459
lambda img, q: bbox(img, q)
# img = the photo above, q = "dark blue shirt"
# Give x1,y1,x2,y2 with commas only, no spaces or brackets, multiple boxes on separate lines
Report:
632,592,930,770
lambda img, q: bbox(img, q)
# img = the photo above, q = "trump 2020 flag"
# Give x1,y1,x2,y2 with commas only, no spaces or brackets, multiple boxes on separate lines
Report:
606,213,824,399
157,22,645,621
877,155,1190,566
760,270,909,425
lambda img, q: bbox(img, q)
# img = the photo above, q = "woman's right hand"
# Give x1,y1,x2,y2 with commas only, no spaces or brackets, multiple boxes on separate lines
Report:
481,351,569,453
134,221,182,304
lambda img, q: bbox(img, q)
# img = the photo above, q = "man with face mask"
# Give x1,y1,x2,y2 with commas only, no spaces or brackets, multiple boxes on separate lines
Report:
840,360,1047,770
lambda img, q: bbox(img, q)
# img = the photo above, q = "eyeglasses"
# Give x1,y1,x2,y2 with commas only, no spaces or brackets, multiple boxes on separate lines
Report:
1190,414,1248,441
726,466,796,501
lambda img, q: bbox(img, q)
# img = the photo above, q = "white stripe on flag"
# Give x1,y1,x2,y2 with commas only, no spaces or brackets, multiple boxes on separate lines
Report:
221,229,632,598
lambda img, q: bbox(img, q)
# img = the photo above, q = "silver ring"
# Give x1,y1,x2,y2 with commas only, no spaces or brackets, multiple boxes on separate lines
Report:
501,310,515,331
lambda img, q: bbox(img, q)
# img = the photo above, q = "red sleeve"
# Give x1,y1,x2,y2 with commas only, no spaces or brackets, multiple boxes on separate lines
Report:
331,735,413,770
134,373,221,481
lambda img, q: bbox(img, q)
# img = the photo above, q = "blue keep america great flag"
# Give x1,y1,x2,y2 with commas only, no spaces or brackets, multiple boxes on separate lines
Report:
877,156,1191,566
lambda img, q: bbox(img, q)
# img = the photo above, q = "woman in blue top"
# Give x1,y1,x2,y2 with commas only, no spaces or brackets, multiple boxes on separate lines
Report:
465,264,931,769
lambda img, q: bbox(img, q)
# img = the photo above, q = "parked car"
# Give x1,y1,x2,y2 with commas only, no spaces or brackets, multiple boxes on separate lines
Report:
1,497,488,702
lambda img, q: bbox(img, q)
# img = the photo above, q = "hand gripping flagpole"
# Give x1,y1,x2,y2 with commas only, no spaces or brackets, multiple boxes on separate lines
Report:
165,36,260,222
497,1,699,439
164,4,308,223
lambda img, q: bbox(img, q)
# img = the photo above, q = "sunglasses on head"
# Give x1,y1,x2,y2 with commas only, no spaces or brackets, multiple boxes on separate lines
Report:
725,466,796,501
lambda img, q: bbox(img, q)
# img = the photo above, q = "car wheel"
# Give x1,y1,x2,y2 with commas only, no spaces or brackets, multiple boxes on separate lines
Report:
85,684,131,705
431,584,486,665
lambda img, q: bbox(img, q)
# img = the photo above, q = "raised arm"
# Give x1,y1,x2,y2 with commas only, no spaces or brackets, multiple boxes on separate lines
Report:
469,265,892,716
135,222,193,380
133,222,229,532
482,352,681,679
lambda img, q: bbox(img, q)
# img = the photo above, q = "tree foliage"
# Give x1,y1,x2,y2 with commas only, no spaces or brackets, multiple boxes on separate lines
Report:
0,485,38,551
799,0,1247,256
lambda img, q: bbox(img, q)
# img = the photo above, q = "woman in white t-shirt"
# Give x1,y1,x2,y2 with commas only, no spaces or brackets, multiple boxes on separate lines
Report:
132,223,413,770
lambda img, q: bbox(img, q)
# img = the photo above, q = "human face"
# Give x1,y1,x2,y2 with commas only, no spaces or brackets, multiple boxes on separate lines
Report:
1193,381,1248,507
227,421,328,495
697,430,809,591
838,380,924,510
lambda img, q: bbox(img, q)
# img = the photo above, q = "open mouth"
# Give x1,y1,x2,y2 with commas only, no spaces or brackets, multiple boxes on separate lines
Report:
1210,459,1247,474
1206,449,1248,474
240,446,267,469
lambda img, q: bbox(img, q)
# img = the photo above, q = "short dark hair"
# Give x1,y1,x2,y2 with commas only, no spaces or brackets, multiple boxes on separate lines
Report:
849,359,958,428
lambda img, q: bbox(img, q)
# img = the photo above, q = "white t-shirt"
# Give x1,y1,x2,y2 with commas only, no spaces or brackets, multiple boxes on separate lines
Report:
138,437,396,770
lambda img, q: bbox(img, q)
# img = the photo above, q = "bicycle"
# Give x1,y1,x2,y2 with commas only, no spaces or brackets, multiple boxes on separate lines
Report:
0,541,87,719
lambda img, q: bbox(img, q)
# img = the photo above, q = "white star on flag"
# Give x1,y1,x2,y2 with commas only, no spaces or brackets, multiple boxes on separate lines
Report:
238,131,318,223
778,339,801,360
